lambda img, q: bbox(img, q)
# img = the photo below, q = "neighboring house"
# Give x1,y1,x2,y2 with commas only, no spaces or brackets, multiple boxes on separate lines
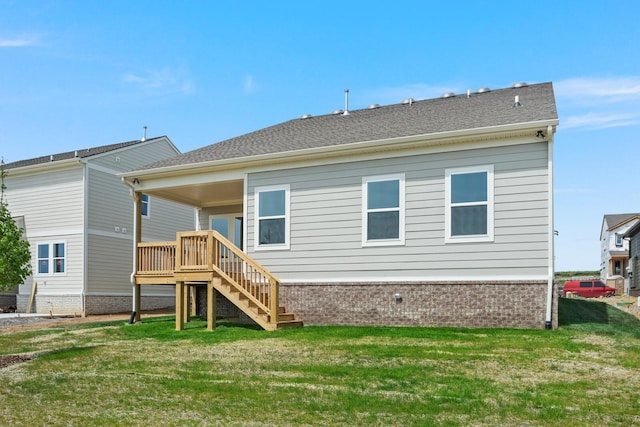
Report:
624,221,640,295
600,213,640,281
3,137,194,315
122,82,559,329
0,216,26,310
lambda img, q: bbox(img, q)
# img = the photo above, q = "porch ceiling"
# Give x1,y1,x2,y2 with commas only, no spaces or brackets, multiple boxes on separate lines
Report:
145,179,244,208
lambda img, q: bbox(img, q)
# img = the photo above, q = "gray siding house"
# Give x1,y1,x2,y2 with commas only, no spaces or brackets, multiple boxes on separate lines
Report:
625,221,640,295
123,82,559,329
600,213,640,281
3,137,194,315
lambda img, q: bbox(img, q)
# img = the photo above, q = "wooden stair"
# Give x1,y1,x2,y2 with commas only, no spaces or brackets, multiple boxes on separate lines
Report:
164,230,302,331
214,276,302,331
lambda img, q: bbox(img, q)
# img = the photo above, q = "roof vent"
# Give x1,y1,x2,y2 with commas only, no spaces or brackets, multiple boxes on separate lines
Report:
343,89,350,116
301,114,313,119
74,150,78,158
49,155,54,162
441,92,455,98
331,109,344,115
401,98,414,105
141,125,147,142
513,95,522,107
512,82,528,88
476,87,491,93
367,103,380,109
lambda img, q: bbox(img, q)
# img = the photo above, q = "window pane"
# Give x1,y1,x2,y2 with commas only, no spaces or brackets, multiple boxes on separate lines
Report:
259,218,285,244
141,194,149,216
368,211,399,240
259,190,285,217
54,259,65,273
451,206,487,236
38,244,49,259
234,217,243,249
54,243,65,258
38,260,49,274
451,172,487,203
211,218,229,238
367,180,399,209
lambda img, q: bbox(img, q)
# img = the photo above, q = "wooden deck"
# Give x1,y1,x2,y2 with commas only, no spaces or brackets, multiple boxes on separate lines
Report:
135,230,302,331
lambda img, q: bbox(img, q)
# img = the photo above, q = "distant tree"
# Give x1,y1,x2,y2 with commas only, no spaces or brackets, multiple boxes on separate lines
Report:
0,159,31,292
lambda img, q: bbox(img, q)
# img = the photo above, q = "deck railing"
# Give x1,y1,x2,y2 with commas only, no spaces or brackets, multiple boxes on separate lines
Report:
137,230,279,322
137,241,176,276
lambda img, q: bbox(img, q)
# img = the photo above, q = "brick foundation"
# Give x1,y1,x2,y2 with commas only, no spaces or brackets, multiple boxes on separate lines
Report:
194,287,255,325
279,281,557,329
0,294,17,308
84,295,174,315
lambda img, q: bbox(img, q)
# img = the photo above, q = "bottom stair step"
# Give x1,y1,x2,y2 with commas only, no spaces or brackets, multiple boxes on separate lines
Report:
275,320,303,329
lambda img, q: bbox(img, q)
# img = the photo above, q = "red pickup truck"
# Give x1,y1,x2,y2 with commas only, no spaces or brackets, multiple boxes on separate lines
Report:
562,280,616,298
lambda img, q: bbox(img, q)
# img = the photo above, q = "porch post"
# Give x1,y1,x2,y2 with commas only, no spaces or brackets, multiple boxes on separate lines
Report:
176,281,185,331
610,259,614,277
133,191,142,323
184,283,190,324
191,286,197,317
207,279,219,331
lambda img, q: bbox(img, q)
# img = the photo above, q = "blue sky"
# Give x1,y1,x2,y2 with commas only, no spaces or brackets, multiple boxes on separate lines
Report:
1,0,639,271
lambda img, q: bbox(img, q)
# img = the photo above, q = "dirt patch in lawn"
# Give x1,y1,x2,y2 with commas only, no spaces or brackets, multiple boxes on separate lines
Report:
599,295,640,319
0,309,173,334
0,354,32,369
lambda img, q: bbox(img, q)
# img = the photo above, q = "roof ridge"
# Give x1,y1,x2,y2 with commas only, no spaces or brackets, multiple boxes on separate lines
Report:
4,136,166,170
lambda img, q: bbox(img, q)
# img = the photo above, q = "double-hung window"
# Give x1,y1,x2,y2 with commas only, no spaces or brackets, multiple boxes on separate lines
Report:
362,174,405,246
615,233,623,247
445,165,494,243
37,242,66,275
255,185,290,250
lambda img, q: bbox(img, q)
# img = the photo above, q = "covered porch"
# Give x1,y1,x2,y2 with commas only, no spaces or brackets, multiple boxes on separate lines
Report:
124,174,300,331
609,253,630,278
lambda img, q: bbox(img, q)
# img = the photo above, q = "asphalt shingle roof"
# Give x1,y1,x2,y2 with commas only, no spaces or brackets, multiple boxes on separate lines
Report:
139,82,557,171
3,137,165,170
604,213,640,230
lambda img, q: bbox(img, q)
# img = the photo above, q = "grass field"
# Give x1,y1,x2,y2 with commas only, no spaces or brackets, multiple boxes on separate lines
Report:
1,298,640,426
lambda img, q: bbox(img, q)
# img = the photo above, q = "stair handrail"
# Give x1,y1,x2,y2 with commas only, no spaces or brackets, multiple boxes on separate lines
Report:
208,230,281,323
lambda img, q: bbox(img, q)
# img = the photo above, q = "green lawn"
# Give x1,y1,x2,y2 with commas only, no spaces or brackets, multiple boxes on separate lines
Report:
1,299,640,426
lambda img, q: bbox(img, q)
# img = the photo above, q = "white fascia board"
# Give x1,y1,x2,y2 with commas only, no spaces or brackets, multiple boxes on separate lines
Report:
121,119,559,182
5,158,83,176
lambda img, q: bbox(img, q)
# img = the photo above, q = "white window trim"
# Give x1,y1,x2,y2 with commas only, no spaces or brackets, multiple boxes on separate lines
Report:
362,174,405,247
445,165,494,244
254,184,290,251
615,233,623,247
141,193,150,218
36,240,68,276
